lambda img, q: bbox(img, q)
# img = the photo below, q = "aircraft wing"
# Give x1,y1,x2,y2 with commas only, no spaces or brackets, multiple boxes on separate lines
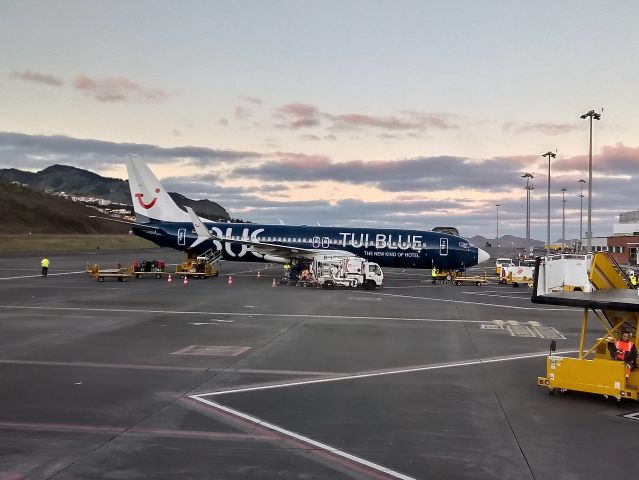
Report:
185,207,214,249
185,207,348,260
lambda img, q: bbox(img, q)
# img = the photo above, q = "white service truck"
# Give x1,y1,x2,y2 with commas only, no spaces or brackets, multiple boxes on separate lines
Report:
500,264,535,287
311,256,384,290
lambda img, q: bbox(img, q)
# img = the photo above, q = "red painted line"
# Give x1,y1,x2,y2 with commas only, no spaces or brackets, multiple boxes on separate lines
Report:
0,359,205,372
0,421,274,441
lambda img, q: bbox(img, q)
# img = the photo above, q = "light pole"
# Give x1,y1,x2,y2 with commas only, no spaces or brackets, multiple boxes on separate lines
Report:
522,173,534,255
580,109,601,253
496,204,500,243
561,188,567,250
578,179,585,252
542,151,556,256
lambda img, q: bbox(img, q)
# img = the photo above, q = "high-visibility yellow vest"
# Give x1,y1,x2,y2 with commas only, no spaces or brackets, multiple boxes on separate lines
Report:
631,276,637,286
431,268,437,277
41,258,49,268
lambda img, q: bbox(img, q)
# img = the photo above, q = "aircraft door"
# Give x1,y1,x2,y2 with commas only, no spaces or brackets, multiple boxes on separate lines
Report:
439,238,448,256
322,237,330,248
177,228,186,246
312,236,321,248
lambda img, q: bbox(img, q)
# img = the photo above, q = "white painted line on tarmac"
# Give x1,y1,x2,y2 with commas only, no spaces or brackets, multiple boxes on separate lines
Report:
0,305,473,323
191,349,576,480
191,396,417,480
367,292,579,311
194,350,576,397
0,271,85,280
462,292,533,300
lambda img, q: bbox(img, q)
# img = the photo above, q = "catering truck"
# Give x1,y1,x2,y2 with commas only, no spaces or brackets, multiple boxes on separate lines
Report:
311,256,384,290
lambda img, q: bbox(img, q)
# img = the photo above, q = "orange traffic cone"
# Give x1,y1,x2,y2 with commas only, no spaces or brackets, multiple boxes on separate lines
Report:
167,274,172,283
228,276,233,286
183,276,188,285
272,278,276,287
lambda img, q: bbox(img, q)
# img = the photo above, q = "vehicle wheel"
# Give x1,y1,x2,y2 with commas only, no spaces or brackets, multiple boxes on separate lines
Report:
156,274,161,279
456,281,462,286
476,281,481,286
548,387,555,395
500,279,506,284
513,283,519,288
365,280,376,290
214,271,219,278
137,274,142,279
122,277,127,282
180,275,185,279
98,277,104,282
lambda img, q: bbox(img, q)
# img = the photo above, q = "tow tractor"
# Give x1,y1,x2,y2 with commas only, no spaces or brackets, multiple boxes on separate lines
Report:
175,255,219,279
534,252,639,401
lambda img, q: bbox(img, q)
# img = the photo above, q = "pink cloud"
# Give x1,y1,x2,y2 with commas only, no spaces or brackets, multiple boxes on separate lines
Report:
329,112,458,132
555,143,639,173
274,103,322,129
273,153,332,170
234,105,252,119
72,75,171,103
503,121,579,135
11,69,64,87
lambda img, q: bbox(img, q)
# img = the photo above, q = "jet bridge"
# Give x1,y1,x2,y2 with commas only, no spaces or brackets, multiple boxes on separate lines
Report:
533,253,639,401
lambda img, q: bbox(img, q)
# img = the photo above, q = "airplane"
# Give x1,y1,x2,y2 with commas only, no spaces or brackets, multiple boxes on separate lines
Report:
124,157,490,270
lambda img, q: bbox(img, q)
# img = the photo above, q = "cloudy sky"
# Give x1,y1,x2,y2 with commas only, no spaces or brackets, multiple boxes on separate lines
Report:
1,0,637,240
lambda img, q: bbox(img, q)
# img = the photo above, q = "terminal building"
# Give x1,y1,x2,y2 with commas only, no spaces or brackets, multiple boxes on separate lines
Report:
584,210,639,266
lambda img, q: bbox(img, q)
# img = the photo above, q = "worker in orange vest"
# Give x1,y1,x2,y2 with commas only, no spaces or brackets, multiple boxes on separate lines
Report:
609,331,637,378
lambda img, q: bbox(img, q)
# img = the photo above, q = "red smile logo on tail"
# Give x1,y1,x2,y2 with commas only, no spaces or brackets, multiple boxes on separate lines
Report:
135,188,160,209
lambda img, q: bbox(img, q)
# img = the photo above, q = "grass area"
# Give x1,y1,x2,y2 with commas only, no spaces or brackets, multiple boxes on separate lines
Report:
0,234,157,252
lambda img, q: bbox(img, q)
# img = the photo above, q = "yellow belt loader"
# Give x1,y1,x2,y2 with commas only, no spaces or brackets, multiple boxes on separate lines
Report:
533,252,639,401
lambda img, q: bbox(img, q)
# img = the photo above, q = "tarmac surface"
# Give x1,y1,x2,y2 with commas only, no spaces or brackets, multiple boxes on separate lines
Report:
0,248,637,479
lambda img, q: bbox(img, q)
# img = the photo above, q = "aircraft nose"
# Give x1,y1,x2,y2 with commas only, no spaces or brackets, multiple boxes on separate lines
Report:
477,248,490,264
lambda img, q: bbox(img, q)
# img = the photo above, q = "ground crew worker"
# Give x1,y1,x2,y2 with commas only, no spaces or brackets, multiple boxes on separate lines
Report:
630,272,637,287
608,331,638,378
41,256,49,277
431,266,437,284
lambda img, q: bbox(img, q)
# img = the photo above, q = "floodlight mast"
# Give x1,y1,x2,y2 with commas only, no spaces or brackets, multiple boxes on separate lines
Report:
542,151,556,256
522,173,534,254
580,109,601,253
578,179,585,252
496,204,501,242
561,188,567,250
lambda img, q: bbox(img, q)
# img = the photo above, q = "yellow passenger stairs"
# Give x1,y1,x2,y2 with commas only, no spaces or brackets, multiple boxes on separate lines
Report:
589,252,637,338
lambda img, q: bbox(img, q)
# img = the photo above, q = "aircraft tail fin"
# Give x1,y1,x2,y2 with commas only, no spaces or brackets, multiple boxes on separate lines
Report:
125,156,189,222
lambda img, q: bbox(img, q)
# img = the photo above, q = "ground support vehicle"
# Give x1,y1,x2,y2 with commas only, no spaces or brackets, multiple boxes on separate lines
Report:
534,253,639,401
312,256,383,290
175,258,219,279
87,264,132,283
453,273,488,286
132,259,166,279
432,270,455,284
500,265,534,287
495,258,514,275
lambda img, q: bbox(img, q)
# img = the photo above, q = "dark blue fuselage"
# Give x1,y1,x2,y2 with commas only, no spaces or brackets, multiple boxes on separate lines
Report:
133,221,481,270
